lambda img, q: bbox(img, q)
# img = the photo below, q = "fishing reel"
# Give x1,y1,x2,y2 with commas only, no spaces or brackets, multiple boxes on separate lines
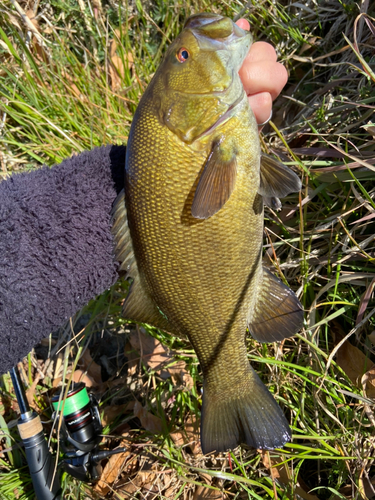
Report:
51,383,126,483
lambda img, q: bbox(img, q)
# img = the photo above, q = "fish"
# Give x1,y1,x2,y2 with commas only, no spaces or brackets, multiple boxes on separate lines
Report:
111,12,303,454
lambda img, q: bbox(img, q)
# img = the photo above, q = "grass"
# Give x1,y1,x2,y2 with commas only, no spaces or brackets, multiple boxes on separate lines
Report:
0,0,374,498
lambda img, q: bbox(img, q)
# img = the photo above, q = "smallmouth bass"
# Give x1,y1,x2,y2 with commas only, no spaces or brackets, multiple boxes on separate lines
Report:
112,13,303,453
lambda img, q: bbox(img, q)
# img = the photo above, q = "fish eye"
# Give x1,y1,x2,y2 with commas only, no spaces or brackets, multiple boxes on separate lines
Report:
176,47,190,63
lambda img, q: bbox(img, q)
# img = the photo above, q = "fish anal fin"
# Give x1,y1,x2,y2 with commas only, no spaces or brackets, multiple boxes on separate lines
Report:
259,153,301,202
191,140,237,219
248,267,304,343
111,189,174,334
201,365,291,453
122,278,174,333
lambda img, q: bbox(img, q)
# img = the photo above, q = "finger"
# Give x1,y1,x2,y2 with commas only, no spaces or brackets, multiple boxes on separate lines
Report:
246,41,277,63
247,92,273,127
239,61,288,101
235,19,250,31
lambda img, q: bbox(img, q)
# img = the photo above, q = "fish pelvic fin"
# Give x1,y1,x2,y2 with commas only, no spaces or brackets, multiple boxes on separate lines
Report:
259,153,301,209
248,267,304,343
111,190,174,333
201,365,291,454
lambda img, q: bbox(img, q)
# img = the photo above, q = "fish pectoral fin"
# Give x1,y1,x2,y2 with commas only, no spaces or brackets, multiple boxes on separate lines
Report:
111,190,174,334
258,154,301,204
191,141,237,219
201,365,291,453
248,267,304,343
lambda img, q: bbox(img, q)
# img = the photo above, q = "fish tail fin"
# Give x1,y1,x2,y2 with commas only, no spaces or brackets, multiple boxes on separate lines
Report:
200,366,291,454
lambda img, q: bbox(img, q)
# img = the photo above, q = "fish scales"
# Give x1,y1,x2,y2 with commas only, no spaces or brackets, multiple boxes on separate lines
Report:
112,13,304,453
127,93,261,362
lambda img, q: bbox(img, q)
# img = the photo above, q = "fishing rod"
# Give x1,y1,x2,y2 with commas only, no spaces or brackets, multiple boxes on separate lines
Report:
10,366,62,500
11,366,126,499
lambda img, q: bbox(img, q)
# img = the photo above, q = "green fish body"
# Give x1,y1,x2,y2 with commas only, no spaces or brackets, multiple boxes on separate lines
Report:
112,13,303,453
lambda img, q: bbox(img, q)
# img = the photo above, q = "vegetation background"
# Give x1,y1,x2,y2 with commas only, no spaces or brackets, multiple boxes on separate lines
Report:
0,0,374,498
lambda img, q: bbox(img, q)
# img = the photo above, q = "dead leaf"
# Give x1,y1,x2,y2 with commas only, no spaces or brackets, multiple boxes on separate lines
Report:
108,36,133,91
368,331,375,346
113,421,132,436
362,366,375,399
25,9,49,63
360,473,375,499
336,341,373,387
171,415,201,455
7,13,22,31
119,481,139,496
79,349,103,386
134,400,163,434
261,451,320,500
338,483,354,498
164,483,178,498
356,277,375,325
53,352,64,382
94,441,130,496
161,473,174,493
168,359,195,389
25,9,40,31
0,40,11,54
192,475,224,499
102,403,133,426
124,341,138,375
119,469,156,498
26,372,41,409
52,377,62,388
332,322,375,393
193,485,223,500
58,69,87,100
72,369,98,388
129,328,171,378
117,454,167,499
140,479,158,498
129,328,194,388
363,124,375,139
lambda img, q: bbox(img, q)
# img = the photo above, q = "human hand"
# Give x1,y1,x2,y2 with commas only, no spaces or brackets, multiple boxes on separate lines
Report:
236,19,288,129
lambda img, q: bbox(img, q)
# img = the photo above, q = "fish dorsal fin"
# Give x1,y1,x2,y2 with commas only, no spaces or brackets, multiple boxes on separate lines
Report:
259,154,301,208
111,190,174,333
191,141,237,219
111,190,136,278
248,267,304,343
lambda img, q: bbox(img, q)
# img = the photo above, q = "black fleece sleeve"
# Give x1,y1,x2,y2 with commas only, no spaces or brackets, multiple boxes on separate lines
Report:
0,145,126,374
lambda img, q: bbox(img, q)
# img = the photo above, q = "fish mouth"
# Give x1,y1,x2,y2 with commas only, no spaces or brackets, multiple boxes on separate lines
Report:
184,13,249,41
186,13,252,60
